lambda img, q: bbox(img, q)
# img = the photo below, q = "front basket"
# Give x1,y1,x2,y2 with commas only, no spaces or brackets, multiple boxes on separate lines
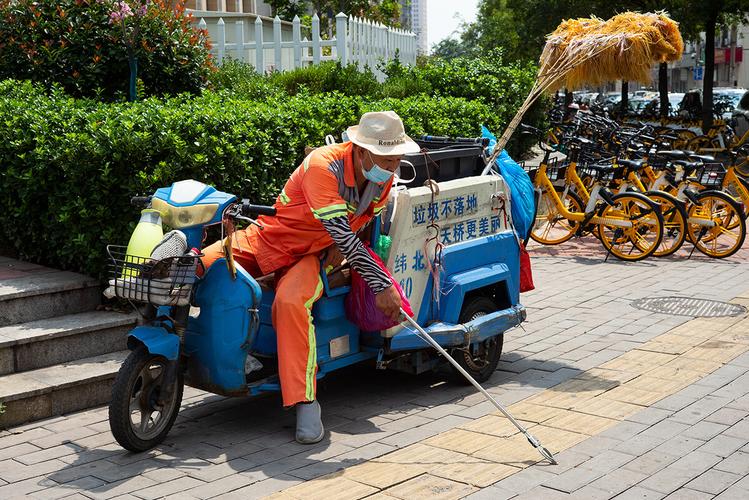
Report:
106,245,201,307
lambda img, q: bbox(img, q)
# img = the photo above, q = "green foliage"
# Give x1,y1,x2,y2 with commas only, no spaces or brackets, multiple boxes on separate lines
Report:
0,79,508,277
381,51,546,155
207,59,282,99
308,1,403,28
267,61,381,97
0,0,214,101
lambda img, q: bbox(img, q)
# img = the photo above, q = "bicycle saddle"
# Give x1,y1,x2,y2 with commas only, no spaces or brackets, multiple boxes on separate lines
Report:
617,159,645,170
655,150,688,160
687,153,715,162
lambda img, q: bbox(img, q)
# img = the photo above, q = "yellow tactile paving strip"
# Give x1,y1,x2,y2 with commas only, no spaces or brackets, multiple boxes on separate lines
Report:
269,293,749,500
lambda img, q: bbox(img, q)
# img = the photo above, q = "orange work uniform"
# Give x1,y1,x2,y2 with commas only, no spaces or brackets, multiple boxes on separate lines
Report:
201,142,392,406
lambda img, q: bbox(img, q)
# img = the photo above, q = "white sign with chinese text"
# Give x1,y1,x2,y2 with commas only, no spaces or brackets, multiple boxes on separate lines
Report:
383,176,512,337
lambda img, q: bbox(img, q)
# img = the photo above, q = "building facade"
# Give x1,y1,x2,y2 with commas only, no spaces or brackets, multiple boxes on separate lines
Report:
656,25,747,93
400,0,428,55
185,1,272,14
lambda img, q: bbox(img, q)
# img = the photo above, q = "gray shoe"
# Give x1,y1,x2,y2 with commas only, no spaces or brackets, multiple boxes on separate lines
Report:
295,400,324,444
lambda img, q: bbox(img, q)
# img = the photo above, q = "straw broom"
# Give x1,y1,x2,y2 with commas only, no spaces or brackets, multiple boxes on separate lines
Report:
489,11,683,160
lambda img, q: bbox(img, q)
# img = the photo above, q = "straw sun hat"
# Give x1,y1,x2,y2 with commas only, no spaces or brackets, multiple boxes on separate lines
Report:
346,111,420,156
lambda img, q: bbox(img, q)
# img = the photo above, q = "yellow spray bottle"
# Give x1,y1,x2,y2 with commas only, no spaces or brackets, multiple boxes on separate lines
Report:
122,209,163,278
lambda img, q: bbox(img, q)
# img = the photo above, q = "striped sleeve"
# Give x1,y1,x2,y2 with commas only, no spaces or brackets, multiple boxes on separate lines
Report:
320,216,392,294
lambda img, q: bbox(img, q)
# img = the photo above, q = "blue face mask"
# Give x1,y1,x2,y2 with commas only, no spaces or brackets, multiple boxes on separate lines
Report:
362,152,394,184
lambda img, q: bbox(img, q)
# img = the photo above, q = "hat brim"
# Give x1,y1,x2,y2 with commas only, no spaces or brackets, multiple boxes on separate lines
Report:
346,126,420,155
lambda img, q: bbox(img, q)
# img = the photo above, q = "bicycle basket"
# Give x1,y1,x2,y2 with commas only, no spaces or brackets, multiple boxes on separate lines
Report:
578,164,620,184
545,158,567,181
521,161,539,181
106,245,201,307
694,163,726,188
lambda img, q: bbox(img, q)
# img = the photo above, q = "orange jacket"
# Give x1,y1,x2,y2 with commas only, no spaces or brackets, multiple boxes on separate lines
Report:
246,142,393,275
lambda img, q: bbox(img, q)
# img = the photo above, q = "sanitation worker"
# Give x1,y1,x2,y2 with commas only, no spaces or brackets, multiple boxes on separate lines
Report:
201,111,419,444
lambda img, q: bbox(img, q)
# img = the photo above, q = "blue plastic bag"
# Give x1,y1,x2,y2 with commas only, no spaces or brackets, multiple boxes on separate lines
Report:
482,126,535,239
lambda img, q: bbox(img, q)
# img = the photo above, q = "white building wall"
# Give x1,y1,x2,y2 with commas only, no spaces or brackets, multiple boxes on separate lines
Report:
411,0,428,55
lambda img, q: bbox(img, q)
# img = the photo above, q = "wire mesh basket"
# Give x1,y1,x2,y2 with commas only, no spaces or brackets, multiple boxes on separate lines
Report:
694,163,727,188
106,245,201,307
577,164,621,184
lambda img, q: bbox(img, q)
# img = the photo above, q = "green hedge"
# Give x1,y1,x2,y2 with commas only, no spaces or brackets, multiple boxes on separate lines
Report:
209,53,547,156
0,80,506,277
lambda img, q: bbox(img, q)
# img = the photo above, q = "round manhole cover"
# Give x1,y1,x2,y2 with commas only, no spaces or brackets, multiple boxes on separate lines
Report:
631,297,747,317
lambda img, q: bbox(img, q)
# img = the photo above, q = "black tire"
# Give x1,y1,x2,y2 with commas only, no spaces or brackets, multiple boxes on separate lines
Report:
597,191,665,261
644,190,688,257
449,296,504,384
529,187,585,245
109,345,183,452
687,190,747,258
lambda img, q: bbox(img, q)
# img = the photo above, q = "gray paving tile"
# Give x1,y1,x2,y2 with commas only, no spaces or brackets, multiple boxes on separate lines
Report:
493,467,558,494
639,466,699,495
663,488,716,500
465,485,516,500
514,485,573,499
598,421,649,441
697,435,747,458
613,485,666,499
681,421,729,441
653,436,705,457
623,450,680,476
723,417,749,439
615,435,667,456
705,408,747,427
639,420,690,441
670,396,733,426
626,407,673,426
541,466,603,494
714,451,749,475
685,468,743,495
587,468,648,497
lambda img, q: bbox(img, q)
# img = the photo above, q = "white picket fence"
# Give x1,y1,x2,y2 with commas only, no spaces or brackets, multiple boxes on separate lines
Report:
194,12,417,81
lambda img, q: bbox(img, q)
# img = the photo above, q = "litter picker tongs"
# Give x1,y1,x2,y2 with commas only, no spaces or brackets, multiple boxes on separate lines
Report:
400,308,557,465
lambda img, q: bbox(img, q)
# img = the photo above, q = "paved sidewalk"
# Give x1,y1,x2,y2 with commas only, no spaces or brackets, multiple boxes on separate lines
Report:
0,239,748,499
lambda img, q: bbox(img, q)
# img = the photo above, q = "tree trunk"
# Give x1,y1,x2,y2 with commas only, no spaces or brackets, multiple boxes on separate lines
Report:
621,81,629,117
703,16,717,133
659,62,669,118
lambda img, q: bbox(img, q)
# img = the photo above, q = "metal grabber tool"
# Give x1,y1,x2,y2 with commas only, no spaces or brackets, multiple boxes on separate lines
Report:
400,308,557,465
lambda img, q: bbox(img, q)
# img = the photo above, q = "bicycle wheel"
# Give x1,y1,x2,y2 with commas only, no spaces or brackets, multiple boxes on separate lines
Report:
687,190,746,258
530,187,584,245
597,192,665,261
645,191,687,257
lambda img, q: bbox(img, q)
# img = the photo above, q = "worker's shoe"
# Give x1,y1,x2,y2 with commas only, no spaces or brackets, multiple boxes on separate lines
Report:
295,400,324,444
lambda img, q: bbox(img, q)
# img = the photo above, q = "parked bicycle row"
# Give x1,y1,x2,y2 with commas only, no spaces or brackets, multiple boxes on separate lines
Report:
520,117,749,261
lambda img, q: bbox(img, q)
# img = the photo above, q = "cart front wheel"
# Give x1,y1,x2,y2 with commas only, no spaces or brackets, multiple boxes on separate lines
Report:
450,296,504,384
109,345,183,452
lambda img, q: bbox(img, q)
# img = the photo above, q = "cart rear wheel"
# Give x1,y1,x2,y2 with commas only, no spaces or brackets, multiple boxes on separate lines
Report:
109,345,183,452
450,296,504,384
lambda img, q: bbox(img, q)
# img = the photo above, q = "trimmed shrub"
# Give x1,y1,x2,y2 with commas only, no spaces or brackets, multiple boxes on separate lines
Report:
208,52,546,156
0,80,500,277
268,61,382,97
0,0,214,100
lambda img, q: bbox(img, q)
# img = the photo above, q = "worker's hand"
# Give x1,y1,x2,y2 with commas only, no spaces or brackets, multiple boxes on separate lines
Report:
322,245,345,271
375,284,402,322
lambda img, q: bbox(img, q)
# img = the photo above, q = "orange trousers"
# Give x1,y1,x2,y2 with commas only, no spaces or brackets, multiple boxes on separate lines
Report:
201,238,324,407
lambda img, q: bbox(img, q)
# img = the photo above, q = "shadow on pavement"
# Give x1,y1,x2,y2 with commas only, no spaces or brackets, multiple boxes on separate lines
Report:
45,354,608,495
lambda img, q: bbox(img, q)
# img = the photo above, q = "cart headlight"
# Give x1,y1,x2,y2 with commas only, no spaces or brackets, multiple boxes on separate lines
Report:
152,198,218,229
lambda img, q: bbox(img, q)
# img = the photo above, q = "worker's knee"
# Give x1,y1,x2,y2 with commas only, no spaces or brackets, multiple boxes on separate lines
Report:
198,240,225,276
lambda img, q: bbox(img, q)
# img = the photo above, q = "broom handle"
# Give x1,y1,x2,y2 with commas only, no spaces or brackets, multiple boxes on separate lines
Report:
489,37,625,162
